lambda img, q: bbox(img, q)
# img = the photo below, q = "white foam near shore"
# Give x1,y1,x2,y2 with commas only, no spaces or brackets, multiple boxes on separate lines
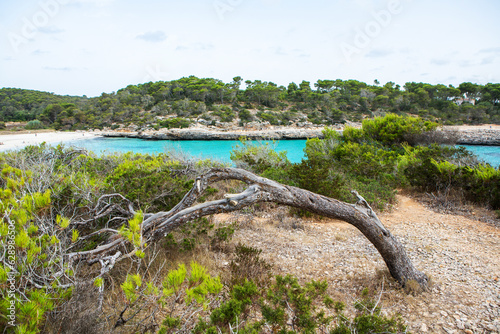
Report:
0,131,102,152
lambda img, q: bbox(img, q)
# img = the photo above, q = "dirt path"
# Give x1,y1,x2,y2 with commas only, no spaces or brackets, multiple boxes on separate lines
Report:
215,195,500,333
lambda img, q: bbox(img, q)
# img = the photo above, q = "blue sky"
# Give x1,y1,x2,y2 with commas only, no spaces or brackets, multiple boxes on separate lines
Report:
1,0,499,97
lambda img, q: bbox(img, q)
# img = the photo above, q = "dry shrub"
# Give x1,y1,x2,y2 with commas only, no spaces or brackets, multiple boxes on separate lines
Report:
43,283,102,334
226,243,273,288
403,128,460,146
350,267,399,294
278,217,306,230
403,279,423,296
404,273,433,296
405,189,500,226
275,210,306,231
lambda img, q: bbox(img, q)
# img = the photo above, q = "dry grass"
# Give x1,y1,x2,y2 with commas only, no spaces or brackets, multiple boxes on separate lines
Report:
44,193,500,333
401,188,500,227
43,283,102,334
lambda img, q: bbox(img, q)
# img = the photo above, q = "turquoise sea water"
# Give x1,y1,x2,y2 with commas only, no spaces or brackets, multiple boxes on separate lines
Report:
65,137,308,163
459,145,500,168
32,137,500,168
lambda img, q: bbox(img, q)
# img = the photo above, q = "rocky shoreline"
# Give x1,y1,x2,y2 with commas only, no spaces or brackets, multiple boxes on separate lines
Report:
101,125,500,145
449,127,500,146
101,126,327,141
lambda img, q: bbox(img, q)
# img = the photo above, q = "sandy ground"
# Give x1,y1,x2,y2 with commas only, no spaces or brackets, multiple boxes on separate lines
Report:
444,124,500,130
213,195,500,333
0,131,102,152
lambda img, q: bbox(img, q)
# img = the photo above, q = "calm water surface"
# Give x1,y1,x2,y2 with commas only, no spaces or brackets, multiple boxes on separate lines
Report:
459,145,500,168
66,137,308,163
63,137,500,167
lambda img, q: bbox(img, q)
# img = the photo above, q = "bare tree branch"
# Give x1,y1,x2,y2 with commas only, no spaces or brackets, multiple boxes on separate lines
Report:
66,167,429,289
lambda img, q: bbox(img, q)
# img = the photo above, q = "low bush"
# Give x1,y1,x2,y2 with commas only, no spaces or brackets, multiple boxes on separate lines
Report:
230,138,290,174
179,272,407,334
0,165,74,333
25,119,45,130
213,107,236,123
361,113,438,145
163,217,236,253
159,117,191,129
104,154,193,211
256,111,280,125
298,128,399,210
400,144,500,209
238,109,253,123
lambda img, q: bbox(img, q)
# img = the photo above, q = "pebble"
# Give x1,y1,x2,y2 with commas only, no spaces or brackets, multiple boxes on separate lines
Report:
226,195,500,334
486,324,498,332
442,326,456,334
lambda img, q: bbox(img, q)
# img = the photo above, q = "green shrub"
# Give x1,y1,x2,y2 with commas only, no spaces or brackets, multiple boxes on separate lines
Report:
201,279,261,333
289,159,350,201
238,109,253,123
126,262,224,334
159,117,191,129
332,289,407,334
331,142,398,180
194,273,406,334
260,275,332,333
256,111,280,125
0,165,74,333
25,119,44,130
299,129,398,210
361,113,438,145
230,139,290,174
342,125,365,143
104,154,193,211
399,145,500,209
213,108,235,122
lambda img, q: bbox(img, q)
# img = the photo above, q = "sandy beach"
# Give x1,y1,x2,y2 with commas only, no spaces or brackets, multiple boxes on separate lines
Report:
0,131,102,152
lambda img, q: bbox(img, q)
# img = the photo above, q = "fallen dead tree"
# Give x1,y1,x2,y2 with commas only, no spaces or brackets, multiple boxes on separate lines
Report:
68,167,429,290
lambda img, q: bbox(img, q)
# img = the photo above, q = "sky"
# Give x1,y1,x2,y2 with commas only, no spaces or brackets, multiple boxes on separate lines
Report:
0,0,499,97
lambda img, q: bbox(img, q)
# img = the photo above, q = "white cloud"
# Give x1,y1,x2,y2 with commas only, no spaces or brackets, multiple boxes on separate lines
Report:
430,58,450,66
136,31,167,43
365,48,394,58
37,26,65,34
43,66,74,71
68,0,115,7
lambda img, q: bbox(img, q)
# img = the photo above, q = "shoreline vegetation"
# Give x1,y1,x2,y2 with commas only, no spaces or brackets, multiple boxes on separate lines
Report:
1,123,500,152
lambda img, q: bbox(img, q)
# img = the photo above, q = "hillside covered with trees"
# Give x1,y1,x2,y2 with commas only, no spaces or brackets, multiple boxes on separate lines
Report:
1,77,500,131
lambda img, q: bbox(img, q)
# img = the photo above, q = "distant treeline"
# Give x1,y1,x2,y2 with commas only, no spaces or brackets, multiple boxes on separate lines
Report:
1,76,499,130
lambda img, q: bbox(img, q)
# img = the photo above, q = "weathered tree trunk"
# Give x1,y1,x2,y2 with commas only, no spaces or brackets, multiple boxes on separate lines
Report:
70,167,429,290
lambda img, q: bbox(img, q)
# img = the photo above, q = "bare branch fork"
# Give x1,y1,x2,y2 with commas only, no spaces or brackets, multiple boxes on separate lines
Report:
68,167,429,289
